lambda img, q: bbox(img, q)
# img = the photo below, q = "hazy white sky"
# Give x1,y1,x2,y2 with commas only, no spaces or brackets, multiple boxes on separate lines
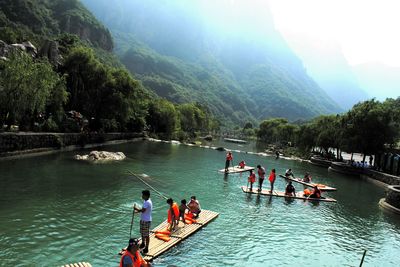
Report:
268,0,400,67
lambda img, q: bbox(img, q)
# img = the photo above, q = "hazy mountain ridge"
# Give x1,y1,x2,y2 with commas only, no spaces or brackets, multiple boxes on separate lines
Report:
279,34,369,110
82,0,342,123
352,62,400,101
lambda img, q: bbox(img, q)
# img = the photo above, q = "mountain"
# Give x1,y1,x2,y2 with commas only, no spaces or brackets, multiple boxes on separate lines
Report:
352,62,400,101
278,34,369,110
82,0,341,125
0,0,113,51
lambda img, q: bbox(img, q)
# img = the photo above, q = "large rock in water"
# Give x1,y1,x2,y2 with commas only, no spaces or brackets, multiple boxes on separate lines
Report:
75,151,126,162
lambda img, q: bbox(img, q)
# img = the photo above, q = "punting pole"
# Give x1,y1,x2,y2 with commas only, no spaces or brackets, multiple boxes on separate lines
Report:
359,250,367,267
127,170,168,200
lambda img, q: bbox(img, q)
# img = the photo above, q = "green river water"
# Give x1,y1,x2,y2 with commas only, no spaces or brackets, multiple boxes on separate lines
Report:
1,140,400,266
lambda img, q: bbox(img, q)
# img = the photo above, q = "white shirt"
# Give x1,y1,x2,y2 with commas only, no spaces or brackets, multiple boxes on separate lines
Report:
141,199,152,222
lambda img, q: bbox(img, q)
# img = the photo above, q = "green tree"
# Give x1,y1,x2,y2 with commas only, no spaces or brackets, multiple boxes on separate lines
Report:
341,99,397,161
147,99,178,139
0,52,67,129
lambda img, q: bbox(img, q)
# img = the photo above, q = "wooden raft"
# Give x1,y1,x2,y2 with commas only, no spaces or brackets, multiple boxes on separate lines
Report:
142,209,219,261
218,165,254,174
241,186,337,203
61,262,92,267
278,175,337,191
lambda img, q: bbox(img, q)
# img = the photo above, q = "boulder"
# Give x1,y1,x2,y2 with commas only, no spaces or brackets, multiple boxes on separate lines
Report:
75,151,126,162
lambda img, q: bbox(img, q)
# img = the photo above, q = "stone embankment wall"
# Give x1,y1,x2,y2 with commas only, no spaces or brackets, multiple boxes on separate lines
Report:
362,169,400,186
0,132,144,156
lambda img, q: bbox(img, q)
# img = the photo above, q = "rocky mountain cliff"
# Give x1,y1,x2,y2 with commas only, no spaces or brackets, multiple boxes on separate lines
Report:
0,0,113,51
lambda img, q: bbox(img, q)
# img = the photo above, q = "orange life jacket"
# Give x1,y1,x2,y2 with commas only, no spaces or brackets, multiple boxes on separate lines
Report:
248,173,256,183
119,250,144,267
269,172,276,182
168,202,180,223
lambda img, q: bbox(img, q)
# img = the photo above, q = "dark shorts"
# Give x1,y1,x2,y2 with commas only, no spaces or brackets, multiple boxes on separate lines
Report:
140,220,151,237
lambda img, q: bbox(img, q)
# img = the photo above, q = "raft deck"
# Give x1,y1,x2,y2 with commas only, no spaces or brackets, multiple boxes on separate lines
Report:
219,165,254,174
278,175,337,191
122,209,219,262
241,186,337,203
62,262,92,267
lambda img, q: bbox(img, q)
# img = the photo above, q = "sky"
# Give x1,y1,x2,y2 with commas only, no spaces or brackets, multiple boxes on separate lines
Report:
268,0,400,67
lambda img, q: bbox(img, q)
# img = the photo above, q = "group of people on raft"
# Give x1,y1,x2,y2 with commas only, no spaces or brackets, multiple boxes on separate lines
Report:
120,190,202,267
225,151,323,199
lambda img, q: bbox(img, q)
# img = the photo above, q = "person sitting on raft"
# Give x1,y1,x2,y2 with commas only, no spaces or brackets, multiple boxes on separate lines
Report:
248,169,256,191
120,238,150,267
239,160,246,169
303,172,312,183
188,196,201,218
285,168,294,178
179,199,189,224
225,151,233,172
308,186,322,199
285,181,296,196
167,198,180,231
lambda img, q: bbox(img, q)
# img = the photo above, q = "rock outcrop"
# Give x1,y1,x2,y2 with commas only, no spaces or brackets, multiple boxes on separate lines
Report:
75,151,126,162
38,40,62,66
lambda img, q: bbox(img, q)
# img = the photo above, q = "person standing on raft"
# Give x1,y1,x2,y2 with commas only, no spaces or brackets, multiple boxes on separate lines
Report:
167,198,180,231
225,151,233,172
134,190,152,254
248,169,256,192
269,169,276,193
120,238,150,267
257,165,266,192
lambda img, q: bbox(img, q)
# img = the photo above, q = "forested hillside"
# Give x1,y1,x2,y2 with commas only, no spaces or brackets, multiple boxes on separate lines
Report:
0,0,217,139
82,0,342,125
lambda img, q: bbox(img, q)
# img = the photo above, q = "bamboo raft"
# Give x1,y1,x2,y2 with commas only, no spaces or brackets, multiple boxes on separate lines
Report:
278,175,337,191
241,186,337,203
219,165,254,174
121,209,219,262
61,262,92,267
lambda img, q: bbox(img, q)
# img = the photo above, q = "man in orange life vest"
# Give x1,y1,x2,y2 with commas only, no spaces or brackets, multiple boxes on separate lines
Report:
167,198,180,231
225,151,233,172
248,169,256,191
120,238,149,267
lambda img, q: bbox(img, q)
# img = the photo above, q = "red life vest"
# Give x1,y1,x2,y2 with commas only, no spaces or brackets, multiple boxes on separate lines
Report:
239,161,245,168
269,172,276,182
168,202,180,223
226,153,233,161
119,250,144,267
248,173,256,183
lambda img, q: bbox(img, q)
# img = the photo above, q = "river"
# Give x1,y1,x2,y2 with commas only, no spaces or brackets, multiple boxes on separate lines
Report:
0,140,399,266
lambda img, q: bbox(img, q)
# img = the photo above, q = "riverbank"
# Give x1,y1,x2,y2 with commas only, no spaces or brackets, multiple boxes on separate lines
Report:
0,132,145,160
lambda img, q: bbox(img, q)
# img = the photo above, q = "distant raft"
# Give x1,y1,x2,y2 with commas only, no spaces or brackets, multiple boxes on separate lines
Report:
241,186,337,203
278,175,337,191
219,166,255,174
